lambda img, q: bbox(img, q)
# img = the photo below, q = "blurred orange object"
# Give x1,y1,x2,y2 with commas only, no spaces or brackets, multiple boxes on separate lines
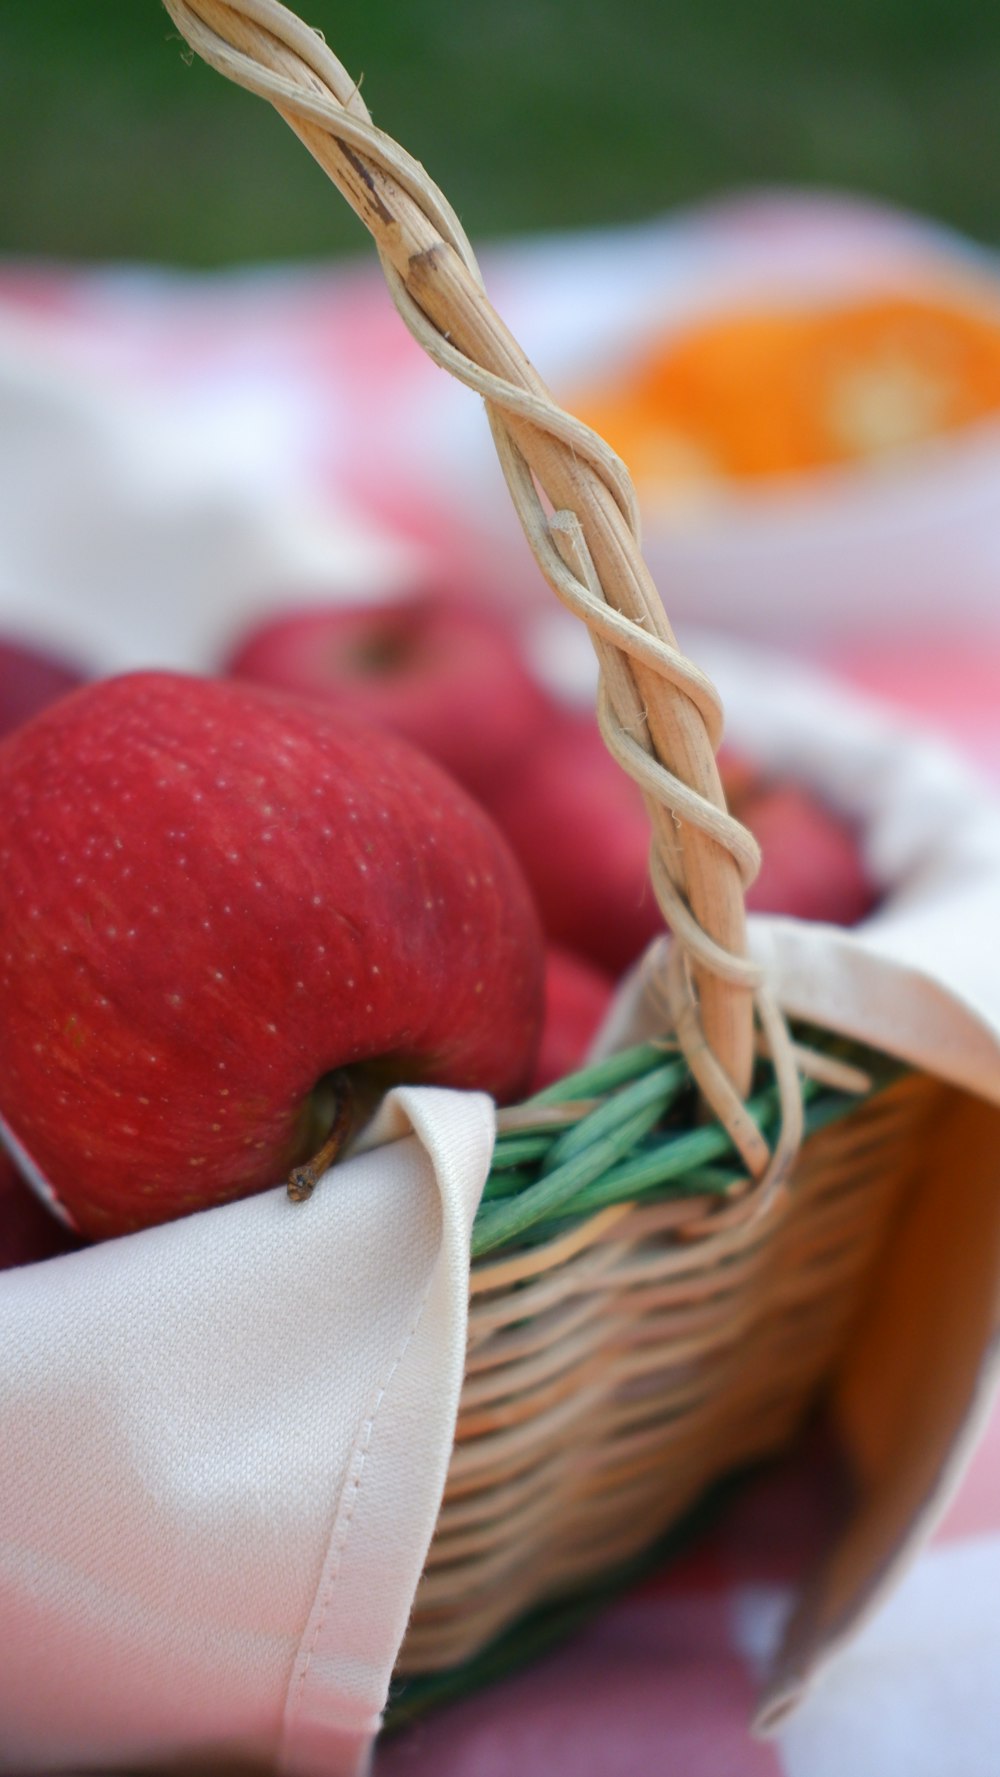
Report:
578,288,1000,497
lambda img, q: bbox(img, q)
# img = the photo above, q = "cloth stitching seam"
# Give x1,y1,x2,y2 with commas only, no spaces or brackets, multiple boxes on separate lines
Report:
280,1268,436,1753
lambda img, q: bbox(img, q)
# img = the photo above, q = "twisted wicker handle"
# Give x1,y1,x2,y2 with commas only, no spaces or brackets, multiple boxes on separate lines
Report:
162,0,771,1133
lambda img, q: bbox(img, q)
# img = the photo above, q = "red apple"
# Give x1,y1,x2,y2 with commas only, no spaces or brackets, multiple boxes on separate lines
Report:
741,779,878,925
222,593,552,801
0,672,545,1239
484,710,663,976
0,1146,81,1270
484,712,876,976
717,743,766,811
530,946,616,1094
0,633,87,741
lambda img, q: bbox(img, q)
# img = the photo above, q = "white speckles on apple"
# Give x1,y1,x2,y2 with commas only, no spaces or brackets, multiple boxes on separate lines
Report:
166,994,183,1009
312,894,323,906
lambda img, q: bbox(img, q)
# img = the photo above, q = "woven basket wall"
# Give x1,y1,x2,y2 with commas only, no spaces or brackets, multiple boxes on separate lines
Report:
405,1070,936,1669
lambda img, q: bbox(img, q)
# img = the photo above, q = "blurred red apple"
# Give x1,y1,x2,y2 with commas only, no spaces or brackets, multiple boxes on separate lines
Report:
716,744,765,811
0,1147,81,1270
741,779,878,925
530,946,616,1094
222,592,552,801
0,634,87,741
484,711,877,977
0,672,545,1239
484,711,662,976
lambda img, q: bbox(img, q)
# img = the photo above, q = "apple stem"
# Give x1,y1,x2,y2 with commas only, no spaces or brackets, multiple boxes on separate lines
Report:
286,1072,354,1203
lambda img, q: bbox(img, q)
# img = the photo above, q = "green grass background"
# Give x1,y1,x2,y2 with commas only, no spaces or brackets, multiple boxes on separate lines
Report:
1,0,997,264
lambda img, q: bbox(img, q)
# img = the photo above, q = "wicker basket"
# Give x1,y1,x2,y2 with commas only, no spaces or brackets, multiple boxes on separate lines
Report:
161,0,943,1701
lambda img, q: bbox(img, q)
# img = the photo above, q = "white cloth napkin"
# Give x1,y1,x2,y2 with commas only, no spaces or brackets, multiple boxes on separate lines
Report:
0,1088,493,1777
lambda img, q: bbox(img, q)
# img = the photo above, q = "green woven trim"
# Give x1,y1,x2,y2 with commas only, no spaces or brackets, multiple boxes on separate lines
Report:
472,1029,906,1258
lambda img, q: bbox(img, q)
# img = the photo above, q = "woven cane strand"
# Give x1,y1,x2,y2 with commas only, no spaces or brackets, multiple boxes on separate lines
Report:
161,0,778,1135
